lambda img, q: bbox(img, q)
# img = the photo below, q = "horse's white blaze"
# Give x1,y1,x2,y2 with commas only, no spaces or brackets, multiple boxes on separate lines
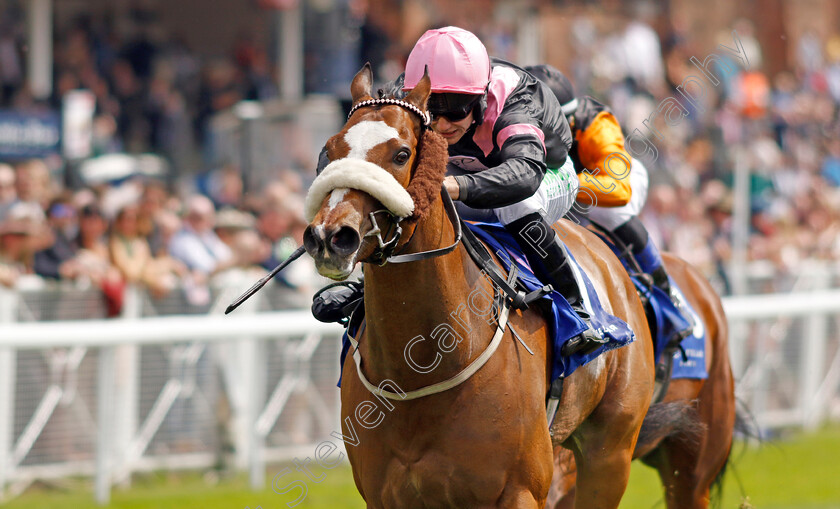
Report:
328,188,349,211
304,119,412,222
342,120,399,160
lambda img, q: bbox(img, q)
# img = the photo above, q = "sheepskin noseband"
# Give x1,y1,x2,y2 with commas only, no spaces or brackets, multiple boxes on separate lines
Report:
304,158,415,222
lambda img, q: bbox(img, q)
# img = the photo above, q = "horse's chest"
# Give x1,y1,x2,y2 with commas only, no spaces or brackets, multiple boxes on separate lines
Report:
343,403,522,508
376,445,507,508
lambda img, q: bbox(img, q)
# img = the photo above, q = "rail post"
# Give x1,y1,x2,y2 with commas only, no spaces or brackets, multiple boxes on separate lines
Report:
113,285,141,486
801,278,829,430
247,336,267,490
0,288,19,500
95,346,116,505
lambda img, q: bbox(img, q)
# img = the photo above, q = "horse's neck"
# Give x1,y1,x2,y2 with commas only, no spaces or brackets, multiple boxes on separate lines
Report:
362,197,492,386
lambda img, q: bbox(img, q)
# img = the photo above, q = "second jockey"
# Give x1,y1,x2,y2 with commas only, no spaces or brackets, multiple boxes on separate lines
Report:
313,27,603,351
525,64,694,339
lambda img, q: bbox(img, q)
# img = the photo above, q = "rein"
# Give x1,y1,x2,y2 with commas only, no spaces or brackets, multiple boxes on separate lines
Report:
363,189,461,265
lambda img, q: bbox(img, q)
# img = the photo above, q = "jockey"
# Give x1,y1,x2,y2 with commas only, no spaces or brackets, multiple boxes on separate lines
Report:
524,64,693,336
313,27,603,351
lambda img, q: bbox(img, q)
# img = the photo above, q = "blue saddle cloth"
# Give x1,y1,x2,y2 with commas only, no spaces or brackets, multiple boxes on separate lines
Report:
338,221,637,387
465,222,635,382
596,234,708,380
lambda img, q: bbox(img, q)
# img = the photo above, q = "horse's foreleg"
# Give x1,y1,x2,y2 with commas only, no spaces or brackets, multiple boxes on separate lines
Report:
545,447,576,509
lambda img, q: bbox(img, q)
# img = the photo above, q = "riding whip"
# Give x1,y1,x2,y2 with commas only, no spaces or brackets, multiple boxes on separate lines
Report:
224,246,306,314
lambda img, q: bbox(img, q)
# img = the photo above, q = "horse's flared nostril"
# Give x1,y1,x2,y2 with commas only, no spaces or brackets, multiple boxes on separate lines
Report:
303,225,324,256
329,226,361,257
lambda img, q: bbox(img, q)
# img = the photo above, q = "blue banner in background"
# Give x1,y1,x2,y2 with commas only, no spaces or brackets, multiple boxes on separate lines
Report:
0,111,61,159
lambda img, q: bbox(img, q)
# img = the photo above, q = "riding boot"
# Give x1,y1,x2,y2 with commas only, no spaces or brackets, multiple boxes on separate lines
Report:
613,217,693,336
505,213,605,356
614,217,670,292
311,278,364,326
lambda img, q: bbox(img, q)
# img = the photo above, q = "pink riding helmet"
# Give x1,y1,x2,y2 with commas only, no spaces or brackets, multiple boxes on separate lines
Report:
403,26,491,95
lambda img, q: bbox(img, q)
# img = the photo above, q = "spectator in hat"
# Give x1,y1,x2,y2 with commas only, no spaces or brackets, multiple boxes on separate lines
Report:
0,218,36,287
214,207,257,247
168,194,236,279
214,208,270,275
3,200,51,257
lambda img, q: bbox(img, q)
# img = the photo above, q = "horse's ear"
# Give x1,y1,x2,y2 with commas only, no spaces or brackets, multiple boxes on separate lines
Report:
350,63,374,104
404,66,431,111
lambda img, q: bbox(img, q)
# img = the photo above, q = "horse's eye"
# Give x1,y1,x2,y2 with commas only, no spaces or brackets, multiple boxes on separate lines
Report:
393,149,411,165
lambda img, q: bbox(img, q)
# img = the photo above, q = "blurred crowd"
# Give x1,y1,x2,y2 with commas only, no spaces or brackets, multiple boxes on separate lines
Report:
467,12,840,293
0,6,321,314
0,158,319,314
0,6,277,163
591,19,840,291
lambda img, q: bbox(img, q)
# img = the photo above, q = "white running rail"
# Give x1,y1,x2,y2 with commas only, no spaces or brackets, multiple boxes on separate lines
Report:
1,288,840,503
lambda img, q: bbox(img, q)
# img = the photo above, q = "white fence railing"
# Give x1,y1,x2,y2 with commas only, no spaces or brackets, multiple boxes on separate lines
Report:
725,289,840,431
0,302,344,504
1,286,840,503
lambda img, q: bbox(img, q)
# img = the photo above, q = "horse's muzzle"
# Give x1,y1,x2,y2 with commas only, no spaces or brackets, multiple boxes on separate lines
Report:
304,224,361,279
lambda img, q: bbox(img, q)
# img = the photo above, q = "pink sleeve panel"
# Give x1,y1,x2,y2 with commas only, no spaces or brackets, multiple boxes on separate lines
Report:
496,124,546,153
473,66,521,156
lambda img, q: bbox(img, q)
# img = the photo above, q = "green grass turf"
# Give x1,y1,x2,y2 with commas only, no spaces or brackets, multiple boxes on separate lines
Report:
620,425,840,509
4,426,839,508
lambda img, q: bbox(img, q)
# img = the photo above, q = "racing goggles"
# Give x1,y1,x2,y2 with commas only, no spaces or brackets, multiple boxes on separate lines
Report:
427,93,481,122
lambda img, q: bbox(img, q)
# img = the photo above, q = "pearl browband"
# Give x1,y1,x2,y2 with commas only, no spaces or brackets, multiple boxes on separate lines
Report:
348,98,432,127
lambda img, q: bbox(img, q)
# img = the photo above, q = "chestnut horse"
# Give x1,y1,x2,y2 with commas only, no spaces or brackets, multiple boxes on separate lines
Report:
546,256,736,508
303,64,655,508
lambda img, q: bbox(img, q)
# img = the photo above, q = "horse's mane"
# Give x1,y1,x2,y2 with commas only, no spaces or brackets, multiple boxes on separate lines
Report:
406,128,448,222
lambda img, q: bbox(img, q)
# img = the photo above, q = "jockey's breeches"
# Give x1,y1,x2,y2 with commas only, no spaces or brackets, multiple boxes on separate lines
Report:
583,157,649,231
447,156,579,225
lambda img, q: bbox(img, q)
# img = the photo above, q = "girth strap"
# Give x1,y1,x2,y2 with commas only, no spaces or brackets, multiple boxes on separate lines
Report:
459,221,552,310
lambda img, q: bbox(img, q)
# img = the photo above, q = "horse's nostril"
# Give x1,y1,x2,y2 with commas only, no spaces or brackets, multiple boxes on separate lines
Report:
330,226,361,256
303,226,323,255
